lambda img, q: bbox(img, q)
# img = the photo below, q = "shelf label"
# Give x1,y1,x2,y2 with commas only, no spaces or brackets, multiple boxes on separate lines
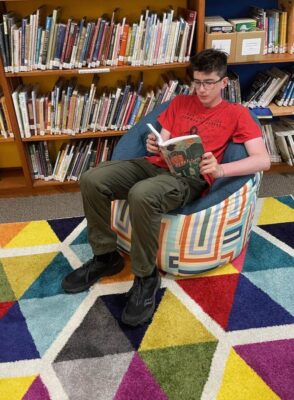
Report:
211,39,232,55
241,38,261,55
78,68,110,74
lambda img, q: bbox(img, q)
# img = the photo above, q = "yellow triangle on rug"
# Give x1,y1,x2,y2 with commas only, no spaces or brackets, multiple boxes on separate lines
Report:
139,289,216,351
258,197,294,225
0,375,36,400
4,221,60,248
217,349,280,400
2,252,58,298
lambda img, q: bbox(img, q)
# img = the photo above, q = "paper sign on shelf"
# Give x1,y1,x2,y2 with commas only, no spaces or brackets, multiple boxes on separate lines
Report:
211,39,232,55
241,38,261,55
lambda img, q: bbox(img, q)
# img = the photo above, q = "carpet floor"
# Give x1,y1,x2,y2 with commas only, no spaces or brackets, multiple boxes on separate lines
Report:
0,195,293,400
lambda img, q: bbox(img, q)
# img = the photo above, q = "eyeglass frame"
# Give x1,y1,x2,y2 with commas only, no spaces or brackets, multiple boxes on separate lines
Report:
193,76,225,90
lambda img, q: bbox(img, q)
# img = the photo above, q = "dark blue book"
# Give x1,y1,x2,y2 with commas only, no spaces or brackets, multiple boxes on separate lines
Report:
53,24,66,64
250,107,273,119
92,19,106,64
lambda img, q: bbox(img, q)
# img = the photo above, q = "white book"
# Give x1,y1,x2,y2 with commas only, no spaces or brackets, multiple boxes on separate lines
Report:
18,88,31,138
46,8,61,68
178,22,189,63
131,15,144,66
148,18,159,65
108,88,122,129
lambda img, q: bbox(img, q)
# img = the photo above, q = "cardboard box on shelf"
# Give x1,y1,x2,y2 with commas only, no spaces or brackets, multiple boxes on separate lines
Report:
235,30,265,62
205,32,236,63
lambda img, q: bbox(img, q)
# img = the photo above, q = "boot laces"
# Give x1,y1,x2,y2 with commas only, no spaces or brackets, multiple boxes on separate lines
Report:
129,276,145,306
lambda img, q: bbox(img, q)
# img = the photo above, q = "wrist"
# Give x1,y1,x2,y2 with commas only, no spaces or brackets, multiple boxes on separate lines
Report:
217,164,225,178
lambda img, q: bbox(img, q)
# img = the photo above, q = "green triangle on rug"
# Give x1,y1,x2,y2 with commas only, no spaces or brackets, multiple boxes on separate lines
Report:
139,342,217,400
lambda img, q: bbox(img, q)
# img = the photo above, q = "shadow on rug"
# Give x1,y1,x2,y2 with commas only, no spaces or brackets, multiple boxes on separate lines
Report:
0,196,293,400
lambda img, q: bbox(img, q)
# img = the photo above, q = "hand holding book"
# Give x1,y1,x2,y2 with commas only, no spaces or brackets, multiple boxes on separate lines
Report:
147,123,204,177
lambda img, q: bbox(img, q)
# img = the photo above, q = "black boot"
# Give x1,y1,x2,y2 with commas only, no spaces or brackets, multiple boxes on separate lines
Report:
61,251,124,293
121,268,161,326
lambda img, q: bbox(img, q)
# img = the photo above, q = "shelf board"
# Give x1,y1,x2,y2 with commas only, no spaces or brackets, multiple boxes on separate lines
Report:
22,130,125,141
230,53,294,65
5,62,190,77
267,163,294,174
33,179,79,188
0,136,14,143
0,168,26,190
268,103,294,117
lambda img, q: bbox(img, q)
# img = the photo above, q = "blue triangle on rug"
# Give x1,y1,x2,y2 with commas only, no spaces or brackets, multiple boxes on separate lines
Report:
70,243,92,264
101,288,166,350
48,216,84,242
259,222,294,249
71,226,88,245
227,275,294,331
19,292,88,356
242,231,294,272
244,267,294,316
21,252,74,300
0,302,40,362
275,195,294,209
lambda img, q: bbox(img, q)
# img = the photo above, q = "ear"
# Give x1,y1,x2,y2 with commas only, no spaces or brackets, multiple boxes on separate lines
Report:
222,77,229,88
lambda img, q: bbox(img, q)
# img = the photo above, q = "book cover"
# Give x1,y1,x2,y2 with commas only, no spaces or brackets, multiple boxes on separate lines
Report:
147,123,204,178
278,0,294,53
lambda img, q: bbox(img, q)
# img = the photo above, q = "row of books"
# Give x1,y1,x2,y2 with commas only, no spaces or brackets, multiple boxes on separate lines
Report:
243,67,294,108
251,2,294,54
221,71,241,104
0,93,13,138
27,137,119,181
12,72,194,138
0,6,197,72
204,1,294,55
261,118,294,166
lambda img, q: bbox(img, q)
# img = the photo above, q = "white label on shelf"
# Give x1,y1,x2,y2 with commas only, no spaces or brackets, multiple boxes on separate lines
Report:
211,39,231,55
78,68,111,74
241,38,261,55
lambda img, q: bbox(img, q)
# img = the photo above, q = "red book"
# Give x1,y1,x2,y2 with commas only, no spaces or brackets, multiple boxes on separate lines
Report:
118,24,129,65
64,22,78,64
60,18,72,65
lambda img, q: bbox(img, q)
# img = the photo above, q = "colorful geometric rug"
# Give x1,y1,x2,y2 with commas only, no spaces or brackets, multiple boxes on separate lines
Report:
0,195,293,400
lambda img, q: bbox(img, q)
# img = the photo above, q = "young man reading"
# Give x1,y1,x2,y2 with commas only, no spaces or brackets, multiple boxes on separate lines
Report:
62,49,270,326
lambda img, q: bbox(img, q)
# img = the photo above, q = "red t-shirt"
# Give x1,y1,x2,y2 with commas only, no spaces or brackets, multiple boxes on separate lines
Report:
145,95,262,185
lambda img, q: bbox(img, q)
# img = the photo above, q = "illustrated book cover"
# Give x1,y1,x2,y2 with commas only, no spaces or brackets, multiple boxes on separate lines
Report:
147,123,204,177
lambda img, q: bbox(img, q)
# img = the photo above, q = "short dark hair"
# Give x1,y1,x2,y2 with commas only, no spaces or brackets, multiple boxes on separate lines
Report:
190,49,227,78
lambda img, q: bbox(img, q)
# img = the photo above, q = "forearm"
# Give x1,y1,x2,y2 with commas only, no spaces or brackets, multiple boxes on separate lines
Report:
221,154,271,177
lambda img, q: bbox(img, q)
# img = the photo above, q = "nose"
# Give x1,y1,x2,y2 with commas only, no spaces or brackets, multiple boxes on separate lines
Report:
198,84,206,93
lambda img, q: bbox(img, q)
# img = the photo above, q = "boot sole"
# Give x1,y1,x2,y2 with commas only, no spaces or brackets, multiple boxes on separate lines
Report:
62,258,125,294
121,275,161,327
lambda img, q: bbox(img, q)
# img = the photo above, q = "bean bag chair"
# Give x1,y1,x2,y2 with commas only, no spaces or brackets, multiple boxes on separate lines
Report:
111,102,262,275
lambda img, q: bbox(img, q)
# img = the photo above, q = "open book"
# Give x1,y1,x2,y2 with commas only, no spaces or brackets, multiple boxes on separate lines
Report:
147,123,204,177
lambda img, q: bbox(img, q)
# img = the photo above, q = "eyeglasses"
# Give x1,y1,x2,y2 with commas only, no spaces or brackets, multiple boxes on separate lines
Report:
193,77,224,90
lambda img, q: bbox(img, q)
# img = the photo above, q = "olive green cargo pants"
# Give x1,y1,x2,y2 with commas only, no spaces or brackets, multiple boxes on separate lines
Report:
80,158,207,277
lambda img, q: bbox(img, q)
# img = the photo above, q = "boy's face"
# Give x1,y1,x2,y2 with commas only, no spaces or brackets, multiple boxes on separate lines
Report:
193,71,228,108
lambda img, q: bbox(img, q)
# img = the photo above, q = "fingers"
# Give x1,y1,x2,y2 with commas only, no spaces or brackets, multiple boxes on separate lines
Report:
146,134,159,153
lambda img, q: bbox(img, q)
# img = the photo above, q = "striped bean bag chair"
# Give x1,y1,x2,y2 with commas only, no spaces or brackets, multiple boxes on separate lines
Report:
111,102,262,275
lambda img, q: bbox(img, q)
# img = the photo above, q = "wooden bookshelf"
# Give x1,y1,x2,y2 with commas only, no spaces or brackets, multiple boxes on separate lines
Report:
0,168,26,190
22,131,125,142
0,0,293,197
230,53,294,65
0,137,14,143
5,63,190,78
269,103,294,117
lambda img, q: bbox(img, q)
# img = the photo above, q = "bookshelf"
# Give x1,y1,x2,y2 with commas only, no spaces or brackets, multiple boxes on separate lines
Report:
0,0,293,196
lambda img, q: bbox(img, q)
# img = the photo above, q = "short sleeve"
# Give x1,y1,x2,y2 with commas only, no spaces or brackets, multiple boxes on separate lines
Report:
157,96,180,132
233,107,262,143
